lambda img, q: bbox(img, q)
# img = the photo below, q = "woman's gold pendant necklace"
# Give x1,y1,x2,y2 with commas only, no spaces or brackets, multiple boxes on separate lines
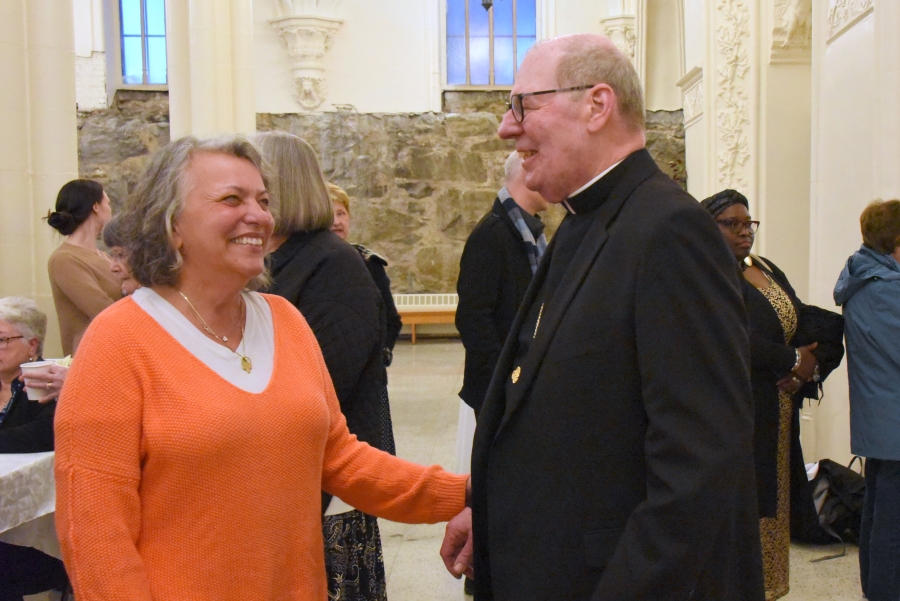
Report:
179,292,253,373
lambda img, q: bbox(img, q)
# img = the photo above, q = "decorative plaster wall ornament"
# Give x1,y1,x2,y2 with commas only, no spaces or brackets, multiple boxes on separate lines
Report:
270,1,343,111
827,0,874,40
773,0,812,50
715,0,751,192
600,15,637,62
676,67,703,127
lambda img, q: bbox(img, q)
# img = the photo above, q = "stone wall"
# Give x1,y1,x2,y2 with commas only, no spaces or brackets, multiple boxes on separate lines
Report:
258,110,565,293
77,92,684,292
77,90,170,209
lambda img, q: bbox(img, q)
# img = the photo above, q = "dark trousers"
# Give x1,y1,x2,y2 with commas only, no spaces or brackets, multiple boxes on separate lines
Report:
859,458,900,601
0,541,68,601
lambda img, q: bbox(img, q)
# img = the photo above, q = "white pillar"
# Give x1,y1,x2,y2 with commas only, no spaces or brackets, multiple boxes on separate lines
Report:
757,0,812,298
0,0,79,356
165,0,256,138
873,0,900,199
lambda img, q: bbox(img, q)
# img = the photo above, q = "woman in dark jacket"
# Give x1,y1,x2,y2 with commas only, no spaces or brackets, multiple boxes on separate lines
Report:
256,131,392,601
0,296,69,600
328,182,399,454
328,183,402,363
701,190,822,600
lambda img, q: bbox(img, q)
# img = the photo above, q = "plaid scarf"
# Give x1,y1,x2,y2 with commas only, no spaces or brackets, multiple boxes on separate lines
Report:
500,189,547,274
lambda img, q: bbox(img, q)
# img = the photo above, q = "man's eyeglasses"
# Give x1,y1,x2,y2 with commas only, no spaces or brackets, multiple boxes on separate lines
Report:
506,85,597,123
0,336,24,350
716,218,760,235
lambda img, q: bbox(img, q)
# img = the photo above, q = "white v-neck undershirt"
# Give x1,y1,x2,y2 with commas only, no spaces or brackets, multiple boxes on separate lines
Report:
132,288,355,514
131,287,275,393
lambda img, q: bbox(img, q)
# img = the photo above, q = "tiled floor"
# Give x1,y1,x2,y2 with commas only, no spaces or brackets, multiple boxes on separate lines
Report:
380,339,864,601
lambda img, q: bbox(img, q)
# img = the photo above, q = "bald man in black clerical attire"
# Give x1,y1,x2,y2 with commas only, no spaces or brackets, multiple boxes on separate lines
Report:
441,33,765,601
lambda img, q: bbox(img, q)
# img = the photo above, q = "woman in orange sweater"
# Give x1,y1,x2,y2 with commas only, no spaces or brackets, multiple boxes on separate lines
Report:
54,136,469,601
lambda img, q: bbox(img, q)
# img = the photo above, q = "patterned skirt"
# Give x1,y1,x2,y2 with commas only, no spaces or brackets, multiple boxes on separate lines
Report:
759,389,793,600
323,510,387,601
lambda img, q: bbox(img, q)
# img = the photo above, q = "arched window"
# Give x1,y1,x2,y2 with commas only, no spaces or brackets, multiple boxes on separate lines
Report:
446,0,537,87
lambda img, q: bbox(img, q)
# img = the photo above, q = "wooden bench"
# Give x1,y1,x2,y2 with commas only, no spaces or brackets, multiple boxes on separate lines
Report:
394,293,458,344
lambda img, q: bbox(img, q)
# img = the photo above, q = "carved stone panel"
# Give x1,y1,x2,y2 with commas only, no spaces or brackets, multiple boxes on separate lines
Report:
714,0,752,193
772,0,812,63
828,0,874,40
600,15,637,62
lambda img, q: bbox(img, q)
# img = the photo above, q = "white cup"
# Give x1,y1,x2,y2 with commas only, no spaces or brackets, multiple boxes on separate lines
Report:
20,360,54,401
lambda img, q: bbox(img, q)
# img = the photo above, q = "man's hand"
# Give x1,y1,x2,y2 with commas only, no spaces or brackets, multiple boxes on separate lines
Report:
440,507,474,580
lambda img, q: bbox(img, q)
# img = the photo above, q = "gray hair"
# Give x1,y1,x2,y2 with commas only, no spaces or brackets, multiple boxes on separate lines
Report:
101,213,126,249
254,131,332,236
504,151,522,181
544,34,645,131
0,297,47,356
116,135,274,291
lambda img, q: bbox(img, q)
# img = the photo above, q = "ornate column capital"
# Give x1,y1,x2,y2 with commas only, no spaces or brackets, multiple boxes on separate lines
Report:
771,0,812,64
269,14,343,111
600,15,637,63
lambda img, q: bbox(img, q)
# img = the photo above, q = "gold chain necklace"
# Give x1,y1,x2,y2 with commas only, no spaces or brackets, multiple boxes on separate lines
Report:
179,292,253,373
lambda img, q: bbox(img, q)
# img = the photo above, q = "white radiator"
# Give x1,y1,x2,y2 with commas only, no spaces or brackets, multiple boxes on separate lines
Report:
393,293,458,311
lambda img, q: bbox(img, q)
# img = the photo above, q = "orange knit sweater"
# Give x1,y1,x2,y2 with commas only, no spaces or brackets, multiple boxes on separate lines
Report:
54,294,467,601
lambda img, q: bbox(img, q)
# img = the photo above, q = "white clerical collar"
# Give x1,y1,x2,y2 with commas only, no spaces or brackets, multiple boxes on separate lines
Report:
562,159,625,215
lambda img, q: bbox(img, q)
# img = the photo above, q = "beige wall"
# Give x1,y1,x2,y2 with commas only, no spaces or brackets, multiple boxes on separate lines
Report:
0,0,79,358
804,3,880,464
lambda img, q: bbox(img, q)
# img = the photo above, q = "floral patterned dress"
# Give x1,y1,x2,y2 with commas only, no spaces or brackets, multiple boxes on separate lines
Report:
755,271,797,600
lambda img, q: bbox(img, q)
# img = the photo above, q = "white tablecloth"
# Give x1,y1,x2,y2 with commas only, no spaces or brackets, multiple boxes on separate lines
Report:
0,452,60,557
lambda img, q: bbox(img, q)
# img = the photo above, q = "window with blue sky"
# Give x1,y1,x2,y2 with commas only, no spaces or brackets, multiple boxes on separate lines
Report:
120,0,167,85
447,0,537,86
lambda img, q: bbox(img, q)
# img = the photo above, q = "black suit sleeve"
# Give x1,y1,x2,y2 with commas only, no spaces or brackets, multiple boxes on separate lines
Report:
594,205,758,600
0,400,56,453
456,221,506,405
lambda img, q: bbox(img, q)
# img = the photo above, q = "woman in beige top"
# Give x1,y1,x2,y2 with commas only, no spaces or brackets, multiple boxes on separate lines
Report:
46,180,121,355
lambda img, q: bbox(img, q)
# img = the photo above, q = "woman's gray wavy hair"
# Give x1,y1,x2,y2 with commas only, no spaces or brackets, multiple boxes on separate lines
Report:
0,297,47,357
117,135,275,290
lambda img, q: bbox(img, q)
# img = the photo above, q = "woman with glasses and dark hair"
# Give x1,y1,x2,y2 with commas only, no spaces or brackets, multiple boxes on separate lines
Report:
45,179,121,355
701,189,821,600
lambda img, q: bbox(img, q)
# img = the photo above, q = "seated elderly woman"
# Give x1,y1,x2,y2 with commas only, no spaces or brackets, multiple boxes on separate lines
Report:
0,296,69,599
0,297,58,452
54,135,469,601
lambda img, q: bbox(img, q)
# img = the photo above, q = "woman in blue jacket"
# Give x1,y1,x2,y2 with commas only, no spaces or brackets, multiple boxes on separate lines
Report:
834,199,900,601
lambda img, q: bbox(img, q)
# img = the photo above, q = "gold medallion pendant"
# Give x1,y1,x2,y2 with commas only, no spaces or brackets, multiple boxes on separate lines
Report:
241,356,253,374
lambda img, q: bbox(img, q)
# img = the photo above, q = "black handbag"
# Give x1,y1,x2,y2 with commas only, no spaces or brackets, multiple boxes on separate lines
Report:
793,304,845,399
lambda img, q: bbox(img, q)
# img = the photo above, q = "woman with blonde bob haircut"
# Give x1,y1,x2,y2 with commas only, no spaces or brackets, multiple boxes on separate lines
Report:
54,134,468,601
257,130,398,601
257,132,333,235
